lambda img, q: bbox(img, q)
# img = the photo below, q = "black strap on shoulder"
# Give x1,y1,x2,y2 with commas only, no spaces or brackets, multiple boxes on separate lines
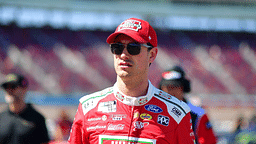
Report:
154,93,187,114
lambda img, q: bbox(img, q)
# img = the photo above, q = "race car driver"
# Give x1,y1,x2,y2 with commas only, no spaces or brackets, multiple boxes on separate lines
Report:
68,18,195,144
159,65,217,144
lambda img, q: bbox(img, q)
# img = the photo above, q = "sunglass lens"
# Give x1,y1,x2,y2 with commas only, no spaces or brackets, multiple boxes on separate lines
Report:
6,84,18,89
127,43,141,55
111,44,124,55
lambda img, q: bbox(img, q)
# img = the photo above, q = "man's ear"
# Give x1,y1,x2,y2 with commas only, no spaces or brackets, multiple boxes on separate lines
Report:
149,47,158,64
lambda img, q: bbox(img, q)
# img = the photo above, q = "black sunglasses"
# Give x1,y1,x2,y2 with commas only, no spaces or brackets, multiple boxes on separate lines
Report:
5,84,18,89
110,43,153,55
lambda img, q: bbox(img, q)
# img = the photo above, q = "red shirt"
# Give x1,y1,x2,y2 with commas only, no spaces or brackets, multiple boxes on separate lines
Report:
187,102,217,144
69,81,195,144
197,114,217,144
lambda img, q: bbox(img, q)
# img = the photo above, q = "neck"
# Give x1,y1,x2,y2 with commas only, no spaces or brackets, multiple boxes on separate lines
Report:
116,76,149,97
9,101,27,114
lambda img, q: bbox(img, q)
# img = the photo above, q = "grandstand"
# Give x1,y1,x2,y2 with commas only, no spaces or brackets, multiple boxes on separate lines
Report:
0,0,256,142
1,25,255,100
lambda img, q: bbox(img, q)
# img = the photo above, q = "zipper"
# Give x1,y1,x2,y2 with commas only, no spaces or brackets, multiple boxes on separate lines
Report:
128,105,135,140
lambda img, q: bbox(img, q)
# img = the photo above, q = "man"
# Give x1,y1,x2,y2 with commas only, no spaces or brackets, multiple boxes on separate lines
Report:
0,73,50,144
68,18,195,144
159,65,217,144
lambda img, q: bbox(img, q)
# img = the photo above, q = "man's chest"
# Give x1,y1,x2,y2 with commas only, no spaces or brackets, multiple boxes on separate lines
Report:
84,101,178,142
0,114,35,140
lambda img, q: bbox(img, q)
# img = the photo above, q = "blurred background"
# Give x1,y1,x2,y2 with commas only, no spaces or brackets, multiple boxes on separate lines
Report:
0,0,256,143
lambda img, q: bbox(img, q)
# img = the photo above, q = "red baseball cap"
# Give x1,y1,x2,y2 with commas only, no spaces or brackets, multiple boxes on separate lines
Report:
106,18,157,47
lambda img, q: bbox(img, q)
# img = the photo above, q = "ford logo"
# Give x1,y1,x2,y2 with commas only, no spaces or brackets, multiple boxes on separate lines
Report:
145,105,163,113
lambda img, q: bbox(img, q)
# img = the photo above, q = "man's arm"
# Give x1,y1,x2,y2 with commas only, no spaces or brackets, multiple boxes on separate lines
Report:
196,114,217,144
68,103,88,144
175,113,196,144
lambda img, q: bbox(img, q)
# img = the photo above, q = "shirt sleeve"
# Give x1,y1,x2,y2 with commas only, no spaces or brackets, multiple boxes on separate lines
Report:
196,114,217,144
68,103,89,144
175,113,196,144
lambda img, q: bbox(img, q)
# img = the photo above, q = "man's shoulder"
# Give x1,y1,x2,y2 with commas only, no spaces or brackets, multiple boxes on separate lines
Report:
153,89,191,124
79,87,114,115
23,104,46,121
154,89,190,114
79,87,114,104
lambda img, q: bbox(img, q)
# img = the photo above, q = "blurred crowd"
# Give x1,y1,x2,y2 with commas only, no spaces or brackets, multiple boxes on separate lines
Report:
48,110,72,144
228,114,256,144
0,18,256,144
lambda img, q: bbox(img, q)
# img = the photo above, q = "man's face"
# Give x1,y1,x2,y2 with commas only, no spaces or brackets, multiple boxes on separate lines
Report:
4,84,26,103
161,84,184,100
112,35,157,79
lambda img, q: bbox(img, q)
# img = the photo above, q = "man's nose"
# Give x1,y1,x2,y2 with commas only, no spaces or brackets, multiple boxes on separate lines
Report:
120,47,130,58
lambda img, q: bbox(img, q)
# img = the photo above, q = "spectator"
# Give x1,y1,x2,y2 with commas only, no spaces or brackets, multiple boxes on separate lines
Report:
0,73,50,144
53,109,72,142
234,116,246,133
230,115,256,144
159,65,217,144
68,17,195,144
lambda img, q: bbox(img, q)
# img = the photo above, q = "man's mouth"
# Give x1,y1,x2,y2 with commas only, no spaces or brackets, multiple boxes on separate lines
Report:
119,62,132,67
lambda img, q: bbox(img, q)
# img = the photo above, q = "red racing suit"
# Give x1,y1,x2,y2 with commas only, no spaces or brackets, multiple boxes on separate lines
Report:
68,81,195,144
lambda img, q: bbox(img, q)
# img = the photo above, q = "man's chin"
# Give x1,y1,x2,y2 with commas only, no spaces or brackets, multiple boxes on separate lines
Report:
117,72,132,79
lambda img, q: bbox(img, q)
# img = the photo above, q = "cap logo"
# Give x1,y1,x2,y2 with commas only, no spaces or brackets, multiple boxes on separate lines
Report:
162,71,181,80
6,74,17,82
118,20,142,32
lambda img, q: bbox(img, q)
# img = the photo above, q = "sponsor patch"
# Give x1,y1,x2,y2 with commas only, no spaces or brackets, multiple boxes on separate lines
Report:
133,121,149,131
108,124,125,130
83,100,94,110
99,135,156,144
158,91,172,100
118,20,142,32
145,105,163,113
88,117,101,121
102,115,107,121
98,100,117,113
138,97,148,105
134,112,140,119
157,115,169,126
110,114,127,121
115,92,148,105
171,107,182,117
116,92,125,101
140,113,152,120
86,125,106,131
88,115,107,121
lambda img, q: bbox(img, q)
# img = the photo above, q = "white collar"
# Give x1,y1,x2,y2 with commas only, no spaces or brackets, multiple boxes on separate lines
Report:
113,80,154,106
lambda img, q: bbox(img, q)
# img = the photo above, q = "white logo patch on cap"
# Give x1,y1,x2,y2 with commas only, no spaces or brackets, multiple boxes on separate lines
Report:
118,20,142,32
162,71,181,80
